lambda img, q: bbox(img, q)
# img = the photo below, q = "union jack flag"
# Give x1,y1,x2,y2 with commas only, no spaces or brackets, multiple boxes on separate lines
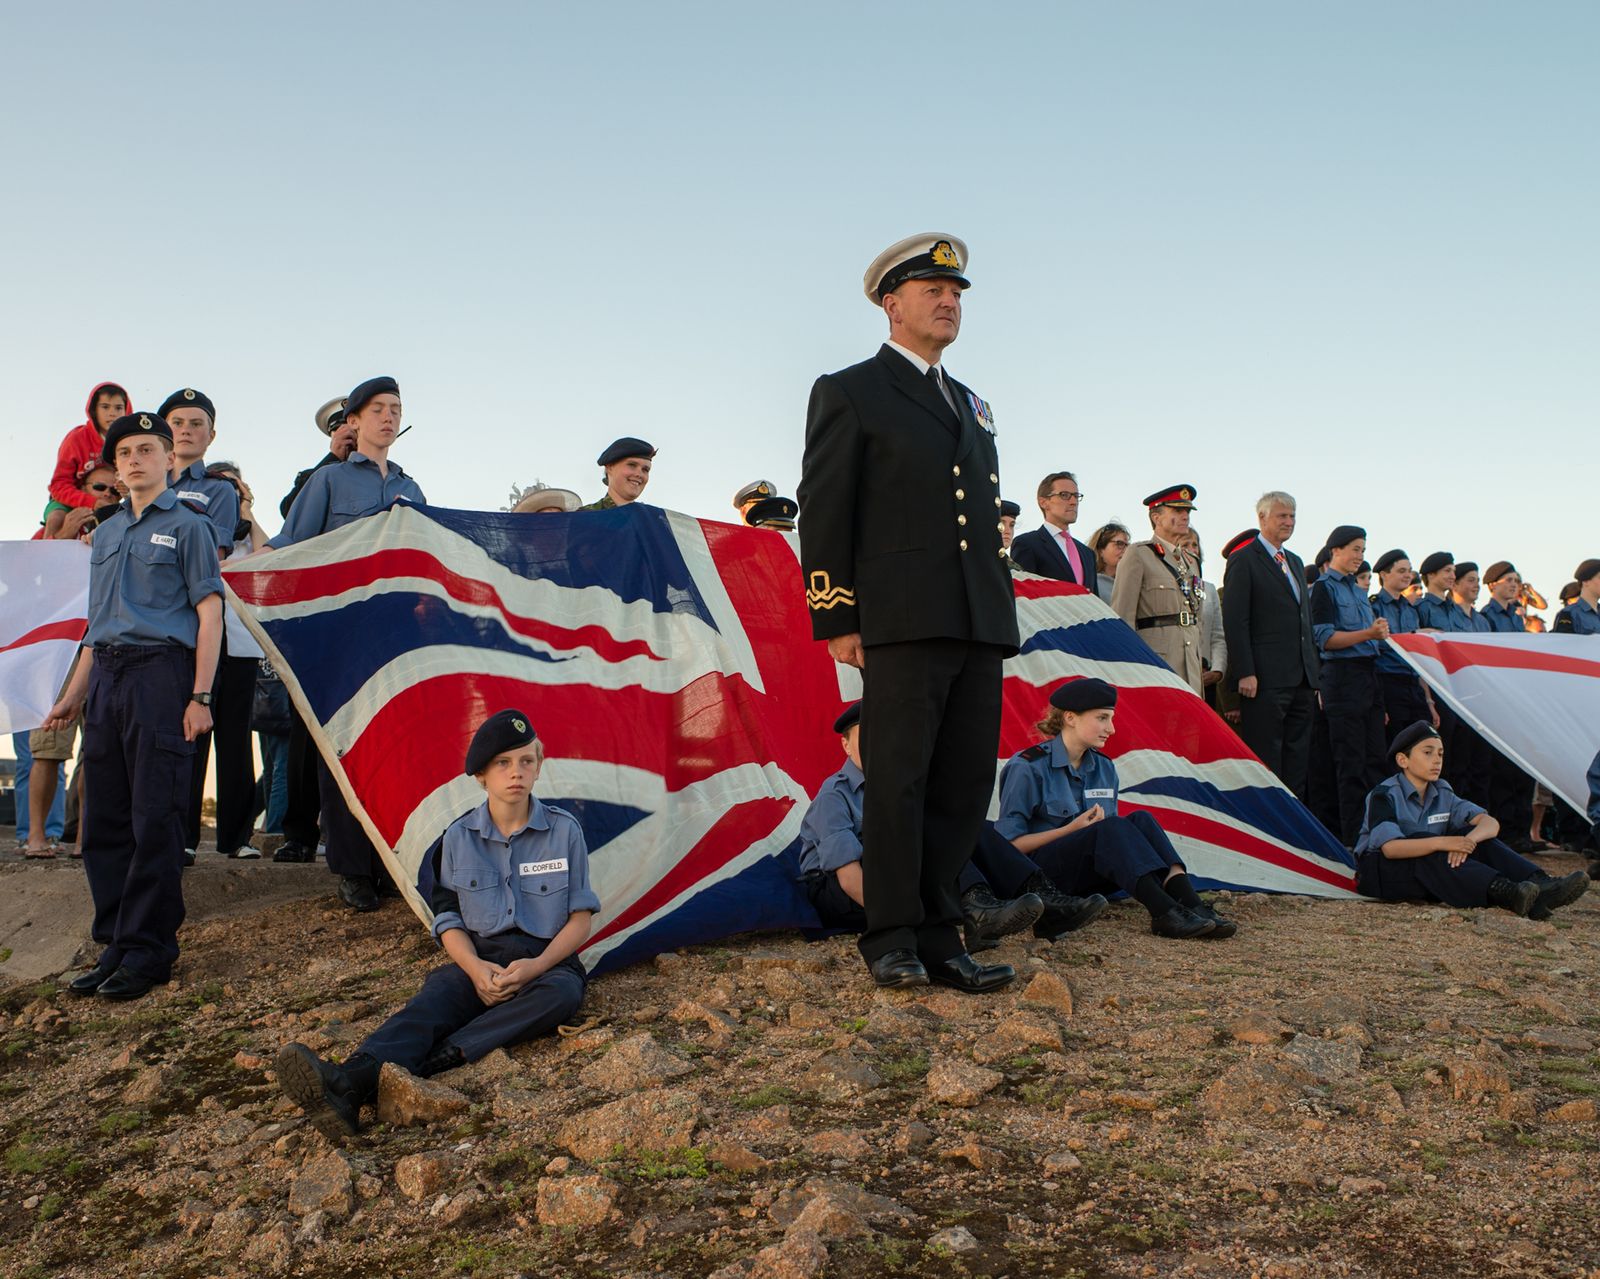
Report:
223,504,1354,975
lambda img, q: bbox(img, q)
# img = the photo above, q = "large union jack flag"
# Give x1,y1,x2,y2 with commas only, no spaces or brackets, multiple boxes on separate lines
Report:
223,503,1354,975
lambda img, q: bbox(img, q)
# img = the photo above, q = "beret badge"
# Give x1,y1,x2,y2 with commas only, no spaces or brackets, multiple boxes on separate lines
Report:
183,389,196,401
139,415,152,429
512,717,527,734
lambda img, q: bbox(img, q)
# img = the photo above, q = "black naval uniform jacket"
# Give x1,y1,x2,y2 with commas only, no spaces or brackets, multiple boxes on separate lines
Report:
797,345,1020,654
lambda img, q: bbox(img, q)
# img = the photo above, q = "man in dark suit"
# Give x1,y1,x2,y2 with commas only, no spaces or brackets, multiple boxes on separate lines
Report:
1221,491,1321,802
1009,471,1098,594
797,232,1020,995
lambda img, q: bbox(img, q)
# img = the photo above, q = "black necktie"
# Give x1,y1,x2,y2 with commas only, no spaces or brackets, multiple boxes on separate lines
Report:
927,366,956,414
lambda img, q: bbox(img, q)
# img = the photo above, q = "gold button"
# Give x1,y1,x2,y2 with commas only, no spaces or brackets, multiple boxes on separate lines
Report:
994,497,1002,508
959,539,968,551
953,466,961,477
957,514,967,526
998,548,1008,558
996,522,1004,532
955,488,964,500
989,473,998,483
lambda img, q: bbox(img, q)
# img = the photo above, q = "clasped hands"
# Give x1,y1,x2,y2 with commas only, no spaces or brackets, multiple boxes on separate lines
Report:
467,956,545,1005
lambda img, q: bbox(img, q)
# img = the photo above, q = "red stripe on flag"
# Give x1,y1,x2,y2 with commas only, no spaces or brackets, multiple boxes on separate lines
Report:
585,796,795,948
1122,800,1356,890
1011,578,1090,601
1390,635,1600,679
0,618,87,656
227,549,663,666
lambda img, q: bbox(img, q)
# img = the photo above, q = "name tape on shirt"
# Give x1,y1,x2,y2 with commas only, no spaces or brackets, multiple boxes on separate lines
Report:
150,534,178,548
176,490,211,506
1085,788,1115,800
1426,813,1449,825
520,858,569,876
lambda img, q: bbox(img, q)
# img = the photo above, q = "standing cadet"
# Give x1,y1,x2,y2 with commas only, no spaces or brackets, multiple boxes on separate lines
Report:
1553,559,1600,634
580,438,655,510
1369,549,1436,729
268,376,426,911
797,232,1019,993
41,412,223,1000
1309,525,1389,845
1417,553,1491,802
999,500,1020,551
1110,485,1204,693
1480,562,1538,851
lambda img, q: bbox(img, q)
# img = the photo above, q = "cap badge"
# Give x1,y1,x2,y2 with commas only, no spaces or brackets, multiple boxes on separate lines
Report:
138,415,152,429
512,717,527,734
183,388,196,401
930,240,961,270
1180,488,1192,500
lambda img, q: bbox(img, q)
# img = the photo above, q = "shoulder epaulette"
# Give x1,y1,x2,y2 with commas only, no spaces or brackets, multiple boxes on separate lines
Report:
1019,743,1049,762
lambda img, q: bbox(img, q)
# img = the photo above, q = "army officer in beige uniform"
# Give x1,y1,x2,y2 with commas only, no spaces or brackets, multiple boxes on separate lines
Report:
1110,485,1205,694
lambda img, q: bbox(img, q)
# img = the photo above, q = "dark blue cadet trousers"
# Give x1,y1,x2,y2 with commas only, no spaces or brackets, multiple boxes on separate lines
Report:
1027,810,1182,900
1356,837,1544,907
356,931,586,1067
81,645,195,981
1321,659,1387,846
317,757,391,883
1377,671,1431,733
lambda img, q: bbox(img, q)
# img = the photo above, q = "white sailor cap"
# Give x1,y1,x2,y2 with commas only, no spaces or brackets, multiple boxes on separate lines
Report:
863,233,970,305
314,396,347,437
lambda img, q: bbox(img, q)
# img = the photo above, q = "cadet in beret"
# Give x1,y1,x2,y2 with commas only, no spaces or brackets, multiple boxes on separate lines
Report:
1479,562,1540,851
1308,525,1389,845
581,438,655,510
1450,562,1492,632
41,413,224,1001
798,703,1105,952
1110,485,1205,694
797,232,1019,994
1369,549,1437,731
1553,559,1600,635
274,710,599,1137
1415,553,1469,632
997,679,1234,939
1354,722,1588,918
267,376,426,910
1413,551,1496,804
999,500,1020,551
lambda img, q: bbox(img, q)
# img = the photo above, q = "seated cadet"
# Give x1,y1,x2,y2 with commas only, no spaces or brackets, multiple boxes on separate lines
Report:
1553,559,1600,634
997,679,1235,940
41,412,224,1000
1354,722,1589,918
798,704,1105,954
581,438,655,510
274,710,598,1138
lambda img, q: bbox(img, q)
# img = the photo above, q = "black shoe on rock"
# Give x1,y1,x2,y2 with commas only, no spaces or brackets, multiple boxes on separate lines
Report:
338,876,380,912
275,1043,363,1137
67,964,116,996
1486,876,1540,917
416,1042,467,1078
960,885,1044,953
1150,906,1218,939
868,948,928,989
273,841,316,864
95,966,163,1001
926,952,1016,994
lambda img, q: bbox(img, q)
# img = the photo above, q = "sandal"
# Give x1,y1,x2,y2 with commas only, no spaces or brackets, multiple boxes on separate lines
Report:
23,845,58,860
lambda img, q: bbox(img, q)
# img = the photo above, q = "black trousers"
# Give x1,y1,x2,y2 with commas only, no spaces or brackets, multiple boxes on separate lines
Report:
858,638,1005,965
82,646,193,981
1438,704,1491,808
317,758,389,882
1357,837,1542,907
281,702,322,849
185,652,259,853
1377,671,1430,734
1237,679,1316,802
1306,700,1340,835
1321,660,1387,846
1489,751,1534,846
1025,811,1181,903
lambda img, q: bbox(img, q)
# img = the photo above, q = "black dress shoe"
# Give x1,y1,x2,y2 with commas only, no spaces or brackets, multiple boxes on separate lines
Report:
95,966,163,1001
868,948,929,989
926,952,1015,994
337,876,380,912
1194,902,1238,939
273,840,316,864
416,1042,467,1078
67,965,115,996
1150,906,1218,939
961,885,1044,952
275,1043,363,1137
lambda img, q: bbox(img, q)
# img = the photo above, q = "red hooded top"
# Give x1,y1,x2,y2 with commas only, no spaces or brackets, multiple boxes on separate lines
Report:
50,381,132,510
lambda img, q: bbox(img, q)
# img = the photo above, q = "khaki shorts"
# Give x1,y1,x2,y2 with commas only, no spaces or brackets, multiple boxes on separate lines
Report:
30,719,80,762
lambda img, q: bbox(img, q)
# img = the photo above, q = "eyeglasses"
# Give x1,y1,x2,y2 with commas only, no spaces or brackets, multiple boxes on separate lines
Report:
1105,538,1129,549
1047,491,1083,502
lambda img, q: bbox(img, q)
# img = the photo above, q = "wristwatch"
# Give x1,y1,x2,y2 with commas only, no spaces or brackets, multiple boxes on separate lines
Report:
190,692,214,707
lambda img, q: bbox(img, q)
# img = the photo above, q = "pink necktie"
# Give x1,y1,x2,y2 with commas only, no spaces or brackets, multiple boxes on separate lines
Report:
1060,529,1084,582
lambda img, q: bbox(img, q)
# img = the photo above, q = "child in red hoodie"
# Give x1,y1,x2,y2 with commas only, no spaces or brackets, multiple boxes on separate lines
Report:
48,382,131,513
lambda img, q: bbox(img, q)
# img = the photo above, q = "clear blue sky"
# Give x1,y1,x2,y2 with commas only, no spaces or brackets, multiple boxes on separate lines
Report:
3,1,1596,606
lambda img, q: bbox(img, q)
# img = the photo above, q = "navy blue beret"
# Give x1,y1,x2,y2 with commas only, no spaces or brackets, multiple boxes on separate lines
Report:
1000,500,1021,519
1373,548,1408,574
464,709,537,776
101,412,172,462
1325,524,1365,550
347,376,400,419
1575,559,1600,584
1049,678,1117,713
1454,561,1479,578
1419,551,1453,578
597,437,656,467
832,702,861,734
158,387,216,425
1390,720,1441,758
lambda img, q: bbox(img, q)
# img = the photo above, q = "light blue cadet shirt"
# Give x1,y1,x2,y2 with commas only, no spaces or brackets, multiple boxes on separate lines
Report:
1370,589,1422,675
429,797,602,942
84,489,224,648
1480,599,1526,634
1555,599,1600,635
798,760,865,875
995,737,1120,841
1311,568,1380,660
1353,773,1486,857
167,460,239,553
269,450,426,548
1417,592,1475,633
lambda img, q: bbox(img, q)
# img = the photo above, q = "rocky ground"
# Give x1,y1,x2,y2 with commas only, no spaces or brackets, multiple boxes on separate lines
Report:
1,845,1598,1279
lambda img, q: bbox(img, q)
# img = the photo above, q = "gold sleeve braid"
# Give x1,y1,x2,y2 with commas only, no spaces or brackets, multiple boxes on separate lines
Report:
806,570,856,611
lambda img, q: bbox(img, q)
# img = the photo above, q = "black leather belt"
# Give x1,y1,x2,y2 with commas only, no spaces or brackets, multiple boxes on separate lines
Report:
1137,612,1197,630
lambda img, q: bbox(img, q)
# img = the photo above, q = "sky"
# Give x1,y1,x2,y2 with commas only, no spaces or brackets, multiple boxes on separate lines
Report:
3,1,1596,611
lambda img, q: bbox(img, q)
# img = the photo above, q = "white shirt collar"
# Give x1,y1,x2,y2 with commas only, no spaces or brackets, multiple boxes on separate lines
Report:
886,339,941,378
